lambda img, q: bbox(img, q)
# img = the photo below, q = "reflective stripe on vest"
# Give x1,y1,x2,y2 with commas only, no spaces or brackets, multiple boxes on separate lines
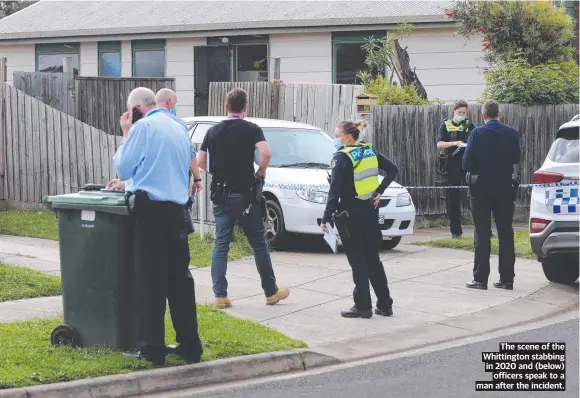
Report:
339,143,380,200
444,119,469,132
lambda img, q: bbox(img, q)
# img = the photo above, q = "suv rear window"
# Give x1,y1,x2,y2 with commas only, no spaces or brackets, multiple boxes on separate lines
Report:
547,127,579,163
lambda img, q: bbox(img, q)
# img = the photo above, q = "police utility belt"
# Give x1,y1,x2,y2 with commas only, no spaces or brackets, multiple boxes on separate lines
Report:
210,174,268,220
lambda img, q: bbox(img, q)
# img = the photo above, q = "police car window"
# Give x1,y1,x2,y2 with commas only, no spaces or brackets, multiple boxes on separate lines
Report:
190,123,213,144
548,128,579,164
255,128,336,167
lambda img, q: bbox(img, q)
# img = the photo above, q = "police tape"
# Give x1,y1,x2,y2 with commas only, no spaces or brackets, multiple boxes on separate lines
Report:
263,181,579,191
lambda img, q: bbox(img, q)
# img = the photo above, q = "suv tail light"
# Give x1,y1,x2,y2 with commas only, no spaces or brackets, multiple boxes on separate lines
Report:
532,170,564,184
530,218,550,233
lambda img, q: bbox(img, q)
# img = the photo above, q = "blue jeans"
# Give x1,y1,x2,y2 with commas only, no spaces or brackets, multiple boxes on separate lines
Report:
211,193,278,298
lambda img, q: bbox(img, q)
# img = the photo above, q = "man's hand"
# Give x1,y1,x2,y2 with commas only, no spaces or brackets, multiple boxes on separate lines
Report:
120,108,133,138
320,223,328,233
106,178,125,191
372,192,381,209
257,167,267,178
194,181,203,192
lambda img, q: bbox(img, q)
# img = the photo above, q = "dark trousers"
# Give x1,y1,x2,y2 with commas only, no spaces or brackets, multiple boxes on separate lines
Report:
470,184,516,284
211,193,278,298
342,199,393,311
133,195,202,361
446,167,464,236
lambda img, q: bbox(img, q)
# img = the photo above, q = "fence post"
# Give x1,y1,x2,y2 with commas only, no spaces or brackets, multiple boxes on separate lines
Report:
270,58,281,119
0,57,6,201
63,56,76,117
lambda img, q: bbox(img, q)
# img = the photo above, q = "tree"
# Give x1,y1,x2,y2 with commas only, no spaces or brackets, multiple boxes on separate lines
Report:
357,22,429,101
0,1,36,19
446,0,575,66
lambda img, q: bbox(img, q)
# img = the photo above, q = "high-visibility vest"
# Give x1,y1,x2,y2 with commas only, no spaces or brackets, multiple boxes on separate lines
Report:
338,143,380,200
444,119,471,141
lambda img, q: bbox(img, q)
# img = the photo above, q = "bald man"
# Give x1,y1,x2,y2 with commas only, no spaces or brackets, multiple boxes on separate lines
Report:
107,88,202,193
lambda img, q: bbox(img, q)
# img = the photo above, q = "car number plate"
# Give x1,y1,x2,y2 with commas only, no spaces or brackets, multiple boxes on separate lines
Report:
378,215,385,224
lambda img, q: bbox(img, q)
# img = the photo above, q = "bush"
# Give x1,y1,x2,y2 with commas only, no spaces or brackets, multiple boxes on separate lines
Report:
364,76,442,106
447,0,575,66
481,60,579,105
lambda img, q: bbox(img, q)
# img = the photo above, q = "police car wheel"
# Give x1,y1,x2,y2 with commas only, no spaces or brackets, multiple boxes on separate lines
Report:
541,255,579,285
264,199,288,249
381,237,401,250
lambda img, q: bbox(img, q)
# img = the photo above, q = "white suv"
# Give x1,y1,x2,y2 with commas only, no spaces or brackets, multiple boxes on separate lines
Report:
529,115,579,284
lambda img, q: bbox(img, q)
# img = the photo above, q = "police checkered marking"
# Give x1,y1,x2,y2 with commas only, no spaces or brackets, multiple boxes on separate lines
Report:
545,187,579,214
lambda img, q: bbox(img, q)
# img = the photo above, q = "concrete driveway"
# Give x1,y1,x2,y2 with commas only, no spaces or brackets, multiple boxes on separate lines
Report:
0,231,577,360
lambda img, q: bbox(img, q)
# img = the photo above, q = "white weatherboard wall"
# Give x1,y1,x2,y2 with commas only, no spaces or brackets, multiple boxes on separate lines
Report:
399,27,487,103
80,42,98,76
0,44,35,85
269,32,332,83
166,37,207,117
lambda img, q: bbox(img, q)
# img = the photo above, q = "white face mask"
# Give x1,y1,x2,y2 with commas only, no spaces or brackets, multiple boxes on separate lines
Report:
454,114,466,122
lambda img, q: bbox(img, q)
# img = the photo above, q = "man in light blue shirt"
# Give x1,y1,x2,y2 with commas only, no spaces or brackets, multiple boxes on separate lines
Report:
114,87,202,366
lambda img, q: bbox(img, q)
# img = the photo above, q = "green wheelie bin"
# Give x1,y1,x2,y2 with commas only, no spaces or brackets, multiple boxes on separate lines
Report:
43,189,139,351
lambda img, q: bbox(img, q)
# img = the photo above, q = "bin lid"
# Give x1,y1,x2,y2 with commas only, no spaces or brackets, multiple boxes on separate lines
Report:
44,191,126,206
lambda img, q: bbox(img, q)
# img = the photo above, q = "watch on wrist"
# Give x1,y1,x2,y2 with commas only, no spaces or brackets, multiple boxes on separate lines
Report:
194,178,202,183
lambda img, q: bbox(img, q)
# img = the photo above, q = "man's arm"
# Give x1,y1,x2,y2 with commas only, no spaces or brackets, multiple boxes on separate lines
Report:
254,126,271,176
462,129,476,172
113,123,146,181
197,132,210,172
321,153,347,224
376,152,399,194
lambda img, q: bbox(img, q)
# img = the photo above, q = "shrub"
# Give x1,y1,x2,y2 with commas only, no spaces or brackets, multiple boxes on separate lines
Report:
364,76,442,106
447,0,575,66
481,60,579,105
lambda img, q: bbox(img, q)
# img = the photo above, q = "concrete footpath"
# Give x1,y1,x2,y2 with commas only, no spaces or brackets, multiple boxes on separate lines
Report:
0,230,578,397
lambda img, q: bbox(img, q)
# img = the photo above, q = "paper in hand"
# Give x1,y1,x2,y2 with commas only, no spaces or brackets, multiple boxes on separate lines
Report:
323,223,338,254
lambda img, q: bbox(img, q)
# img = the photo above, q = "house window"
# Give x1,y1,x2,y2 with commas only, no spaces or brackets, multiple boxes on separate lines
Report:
132,40,166,77
35,43,80,75
98,41,121,77
332,31,386,84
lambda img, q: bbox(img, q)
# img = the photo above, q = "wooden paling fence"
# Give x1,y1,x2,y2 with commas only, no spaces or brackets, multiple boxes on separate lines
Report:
14,73,176,136
1,84,121,203
370,104,579,216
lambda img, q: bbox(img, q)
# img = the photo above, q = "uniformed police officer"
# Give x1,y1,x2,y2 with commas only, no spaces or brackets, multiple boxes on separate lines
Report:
436,100,476,238
321,120,399,318
463,100,521,290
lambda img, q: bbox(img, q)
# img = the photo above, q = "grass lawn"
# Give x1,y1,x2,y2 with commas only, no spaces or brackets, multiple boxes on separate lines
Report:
414,230,535,259
0,262,61,302
0,306,307,389
0,210,252,267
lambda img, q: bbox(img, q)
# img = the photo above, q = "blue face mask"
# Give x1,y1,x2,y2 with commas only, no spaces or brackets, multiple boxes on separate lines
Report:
170,107,177,116
454,114,466,122
333,138,343,150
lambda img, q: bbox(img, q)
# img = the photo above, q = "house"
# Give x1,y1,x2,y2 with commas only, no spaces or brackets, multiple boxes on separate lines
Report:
0,0,487,117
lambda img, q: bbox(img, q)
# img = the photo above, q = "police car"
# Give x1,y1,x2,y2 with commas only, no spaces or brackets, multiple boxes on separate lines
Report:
185,117,416,249
529,114,579,284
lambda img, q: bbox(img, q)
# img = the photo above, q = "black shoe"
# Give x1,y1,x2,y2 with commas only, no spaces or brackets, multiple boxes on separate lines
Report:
341,306,373,318
375,307,393,317
166,344,202,364
122,350,165,366
493,281,513,290
452,234,463,239
466,280,488,290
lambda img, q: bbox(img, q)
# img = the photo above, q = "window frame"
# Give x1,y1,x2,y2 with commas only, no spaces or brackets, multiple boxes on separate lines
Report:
331,31,388,84
98,41,121,77
35,43,80,74
131,39,166,77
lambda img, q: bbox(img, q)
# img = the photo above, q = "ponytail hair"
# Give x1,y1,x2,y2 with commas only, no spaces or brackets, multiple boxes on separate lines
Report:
337,119,368,141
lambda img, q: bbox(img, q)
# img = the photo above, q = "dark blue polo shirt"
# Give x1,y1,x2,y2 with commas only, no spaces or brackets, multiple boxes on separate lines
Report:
462,120,521,186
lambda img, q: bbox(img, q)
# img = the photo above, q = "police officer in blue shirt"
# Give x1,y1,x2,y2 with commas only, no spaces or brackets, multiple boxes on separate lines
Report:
113,87,202,365
463,100,521,291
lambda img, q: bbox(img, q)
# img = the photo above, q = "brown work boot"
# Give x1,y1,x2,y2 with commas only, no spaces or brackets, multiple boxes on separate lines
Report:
214,297,232,309
266,287,290,305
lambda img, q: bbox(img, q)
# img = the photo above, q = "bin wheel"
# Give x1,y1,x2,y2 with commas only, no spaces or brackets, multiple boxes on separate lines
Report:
51,325,81,347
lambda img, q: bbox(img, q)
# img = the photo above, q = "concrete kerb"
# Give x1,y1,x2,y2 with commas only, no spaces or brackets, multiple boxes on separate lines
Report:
0,349,340,398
